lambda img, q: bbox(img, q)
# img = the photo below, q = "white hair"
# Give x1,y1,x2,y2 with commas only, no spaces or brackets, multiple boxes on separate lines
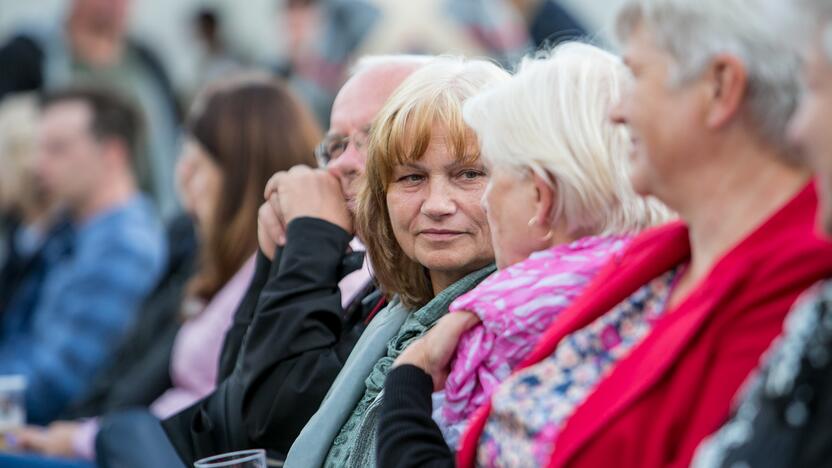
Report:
463,42,672,238
0,93,40,213
615,0,803,152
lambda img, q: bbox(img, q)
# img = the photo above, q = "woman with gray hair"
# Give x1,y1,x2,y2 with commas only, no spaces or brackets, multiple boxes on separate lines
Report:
425,42,670,448
380,1,832,467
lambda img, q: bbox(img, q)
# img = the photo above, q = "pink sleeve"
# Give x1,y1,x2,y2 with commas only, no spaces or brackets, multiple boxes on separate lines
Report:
71,418,99,461
443,323,498,424
441,237,630,426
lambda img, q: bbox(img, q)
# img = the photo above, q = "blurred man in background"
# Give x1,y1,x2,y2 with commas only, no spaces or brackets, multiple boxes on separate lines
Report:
0,88,166,425
0,94,72,318
0,0,181,217
160,55,429,465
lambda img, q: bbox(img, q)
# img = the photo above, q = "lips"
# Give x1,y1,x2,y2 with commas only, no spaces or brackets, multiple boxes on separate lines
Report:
418,229,466,241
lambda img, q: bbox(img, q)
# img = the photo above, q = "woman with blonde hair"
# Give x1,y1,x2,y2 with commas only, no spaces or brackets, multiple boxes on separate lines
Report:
428,42,671,447
375,41,671,459
284,56,509,468
383,0,832,465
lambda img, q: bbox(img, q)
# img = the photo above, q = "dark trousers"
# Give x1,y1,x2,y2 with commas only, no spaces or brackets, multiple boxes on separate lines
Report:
96,408,186,468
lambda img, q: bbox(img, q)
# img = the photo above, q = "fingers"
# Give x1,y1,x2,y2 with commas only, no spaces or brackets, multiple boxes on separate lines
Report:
263,170,284,200
257,200,285,260
258,198,285,247
437,311,482,341
267,194,287,245
263,165,352,234
264,165,316,200
10,426,46,452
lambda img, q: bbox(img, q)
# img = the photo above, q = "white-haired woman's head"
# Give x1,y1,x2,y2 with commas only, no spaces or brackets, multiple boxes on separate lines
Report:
464,42,672,268
614,0,803,155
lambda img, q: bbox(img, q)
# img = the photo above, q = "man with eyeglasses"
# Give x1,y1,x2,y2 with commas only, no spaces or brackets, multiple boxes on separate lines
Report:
156,55,430,466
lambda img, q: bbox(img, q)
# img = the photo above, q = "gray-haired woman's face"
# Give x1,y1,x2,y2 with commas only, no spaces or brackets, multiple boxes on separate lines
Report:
483,164,553,269
609,23,710,204
386,129,494,290
789,27,832,236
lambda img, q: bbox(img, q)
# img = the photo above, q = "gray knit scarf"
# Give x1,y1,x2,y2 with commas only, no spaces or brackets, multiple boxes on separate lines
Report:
324,263,497,468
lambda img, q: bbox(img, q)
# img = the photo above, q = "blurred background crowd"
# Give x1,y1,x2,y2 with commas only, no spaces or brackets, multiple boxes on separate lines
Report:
2,1,831,468
0,0,598,224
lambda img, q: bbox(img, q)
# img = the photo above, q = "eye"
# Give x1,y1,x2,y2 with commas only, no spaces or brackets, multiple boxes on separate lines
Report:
396,174,425,183
457,169,486,180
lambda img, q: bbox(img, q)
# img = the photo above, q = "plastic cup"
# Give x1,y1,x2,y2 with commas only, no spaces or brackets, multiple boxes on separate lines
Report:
194,449,268,468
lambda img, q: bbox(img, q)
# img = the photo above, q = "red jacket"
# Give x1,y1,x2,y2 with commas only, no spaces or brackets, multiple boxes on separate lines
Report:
459,183,832,468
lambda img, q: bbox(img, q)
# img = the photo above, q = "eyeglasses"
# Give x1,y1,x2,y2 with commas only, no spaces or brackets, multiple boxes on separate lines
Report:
314,126,371,166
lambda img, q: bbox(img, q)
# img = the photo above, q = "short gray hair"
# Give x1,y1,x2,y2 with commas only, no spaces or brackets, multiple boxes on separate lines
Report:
463,42,671,238
615,0,802,152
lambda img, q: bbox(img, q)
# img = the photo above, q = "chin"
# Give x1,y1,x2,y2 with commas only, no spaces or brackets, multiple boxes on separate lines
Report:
418,251,486,275
627,170,654,197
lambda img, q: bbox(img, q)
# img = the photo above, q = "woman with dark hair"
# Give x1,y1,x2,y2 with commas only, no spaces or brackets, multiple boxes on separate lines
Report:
0,75,320,468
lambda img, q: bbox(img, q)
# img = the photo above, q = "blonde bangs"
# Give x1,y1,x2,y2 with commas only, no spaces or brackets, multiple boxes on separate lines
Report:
370,85,481,192
357,56,509,309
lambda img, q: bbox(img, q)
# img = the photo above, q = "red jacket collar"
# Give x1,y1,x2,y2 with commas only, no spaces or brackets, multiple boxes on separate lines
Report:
459,182,825,468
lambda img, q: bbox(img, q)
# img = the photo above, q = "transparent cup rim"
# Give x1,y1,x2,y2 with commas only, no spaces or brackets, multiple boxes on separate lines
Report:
0,375,25,392
194,449,266,467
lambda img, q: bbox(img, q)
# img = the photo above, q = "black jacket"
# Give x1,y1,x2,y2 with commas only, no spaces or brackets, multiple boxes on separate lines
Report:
699,284,832,468
162,217,382,463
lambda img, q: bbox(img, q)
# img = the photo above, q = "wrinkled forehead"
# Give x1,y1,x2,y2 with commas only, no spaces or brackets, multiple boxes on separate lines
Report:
329,86,379,136
41,101,92,136
330,65,417,135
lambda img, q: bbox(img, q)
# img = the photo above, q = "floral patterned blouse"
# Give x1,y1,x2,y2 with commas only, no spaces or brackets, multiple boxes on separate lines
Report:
477,266,683,467
434,235,630,449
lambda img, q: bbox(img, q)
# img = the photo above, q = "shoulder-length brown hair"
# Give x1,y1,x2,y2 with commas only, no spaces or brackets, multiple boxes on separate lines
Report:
187,75,320,301
355,57,509,309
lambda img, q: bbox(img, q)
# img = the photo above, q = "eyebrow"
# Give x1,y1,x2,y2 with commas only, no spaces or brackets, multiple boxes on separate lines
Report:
394,160,484,172
326,124,372,139
394,162,425,172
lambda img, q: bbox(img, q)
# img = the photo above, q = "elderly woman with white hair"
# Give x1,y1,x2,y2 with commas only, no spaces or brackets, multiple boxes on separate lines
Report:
422,42,670,448
380,1,832,467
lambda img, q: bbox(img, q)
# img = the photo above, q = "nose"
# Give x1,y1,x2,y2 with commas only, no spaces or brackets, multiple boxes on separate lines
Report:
327,144,365,195
421,177,457,220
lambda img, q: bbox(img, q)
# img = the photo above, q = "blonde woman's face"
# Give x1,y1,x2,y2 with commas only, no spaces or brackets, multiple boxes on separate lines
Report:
385,129,494,290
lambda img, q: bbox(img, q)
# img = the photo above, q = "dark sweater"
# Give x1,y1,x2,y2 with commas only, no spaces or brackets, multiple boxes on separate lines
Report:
378,365,455,468
162,217,381,463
